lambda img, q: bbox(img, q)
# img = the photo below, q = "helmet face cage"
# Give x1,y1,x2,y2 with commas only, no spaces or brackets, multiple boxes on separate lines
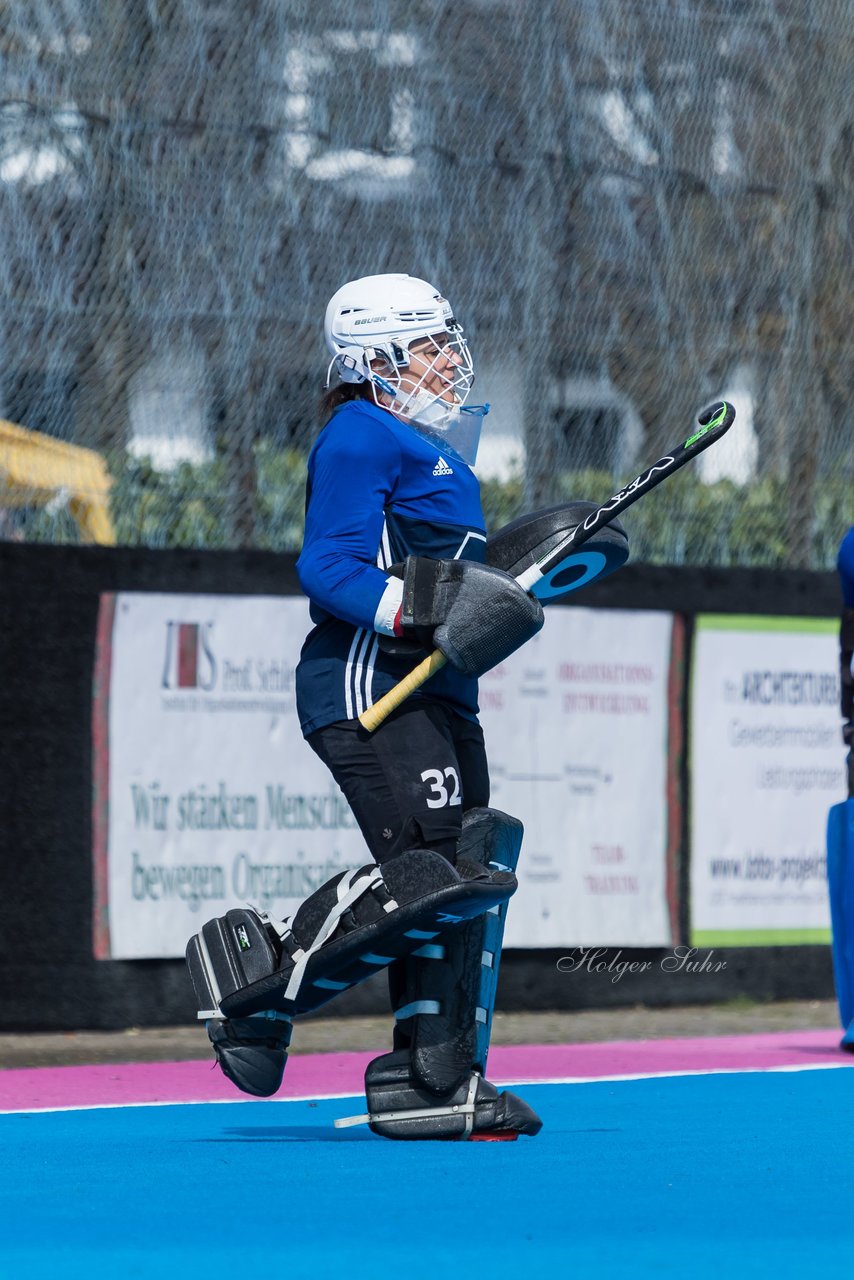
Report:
368,319,475,423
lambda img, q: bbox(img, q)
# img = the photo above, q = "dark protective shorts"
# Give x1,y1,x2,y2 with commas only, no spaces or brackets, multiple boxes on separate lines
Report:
307,699,489,865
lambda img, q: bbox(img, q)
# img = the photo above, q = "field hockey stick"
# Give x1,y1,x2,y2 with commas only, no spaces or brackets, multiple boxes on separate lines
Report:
358,400,735,732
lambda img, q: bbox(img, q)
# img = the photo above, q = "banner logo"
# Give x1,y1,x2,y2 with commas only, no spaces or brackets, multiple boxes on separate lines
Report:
162,621,216,690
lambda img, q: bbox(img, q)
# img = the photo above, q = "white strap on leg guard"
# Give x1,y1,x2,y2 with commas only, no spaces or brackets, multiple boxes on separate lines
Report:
283,866,395,1004
334,1070,481,1133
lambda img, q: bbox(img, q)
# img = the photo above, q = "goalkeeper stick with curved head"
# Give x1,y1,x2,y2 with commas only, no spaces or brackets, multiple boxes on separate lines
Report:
358,401,735,732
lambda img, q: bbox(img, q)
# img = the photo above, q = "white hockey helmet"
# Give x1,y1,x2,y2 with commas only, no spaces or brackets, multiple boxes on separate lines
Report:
324,273,488,465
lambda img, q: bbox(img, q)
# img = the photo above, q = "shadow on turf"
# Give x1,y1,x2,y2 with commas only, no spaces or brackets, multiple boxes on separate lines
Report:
192,1126,374,1142
191,1125,623,1143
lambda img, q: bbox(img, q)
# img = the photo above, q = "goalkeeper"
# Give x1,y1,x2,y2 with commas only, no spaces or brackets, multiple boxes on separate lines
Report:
186,272,626,1138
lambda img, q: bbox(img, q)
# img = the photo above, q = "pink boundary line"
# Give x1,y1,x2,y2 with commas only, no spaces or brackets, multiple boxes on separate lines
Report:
1,1029,851,1113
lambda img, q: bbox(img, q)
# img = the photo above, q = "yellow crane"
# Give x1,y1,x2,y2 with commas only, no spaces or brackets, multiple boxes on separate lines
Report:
0,419,115,545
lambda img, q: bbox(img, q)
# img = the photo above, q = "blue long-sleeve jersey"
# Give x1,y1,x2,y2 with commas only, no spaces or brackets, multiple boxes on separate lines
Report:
839,527,854,607
295,398,487,736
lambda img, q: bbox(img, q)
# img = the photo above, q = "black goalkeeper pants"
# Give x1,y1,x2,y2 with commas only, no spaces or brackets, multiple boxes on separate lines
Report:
307,699,489,866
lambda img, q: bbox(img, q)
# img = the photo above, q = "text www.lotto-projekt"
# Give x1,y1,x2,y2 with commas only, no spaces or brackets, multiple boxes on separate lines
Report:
709,853,825,884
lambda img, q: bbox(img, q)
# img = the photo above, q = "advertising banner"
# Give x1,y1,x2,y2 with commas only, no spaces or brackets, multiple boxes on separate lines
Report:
690,615,841,945
479,608,676,949
93,593,366,959
94,594,676,958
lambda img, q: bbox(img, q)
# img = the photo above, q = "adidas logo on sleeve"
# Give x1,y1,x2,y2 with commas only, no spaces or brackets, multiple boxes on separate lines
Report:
432,456,454,476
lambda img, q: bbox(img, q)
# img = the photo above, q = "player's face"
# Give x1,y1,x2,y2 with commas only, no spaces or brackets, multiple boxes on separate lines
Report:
405,332,463,404
372,332,463,408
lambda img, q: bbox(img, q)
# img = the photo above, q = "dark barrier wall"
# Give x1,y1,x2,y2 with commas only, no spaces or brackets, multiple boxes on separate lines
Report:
0,543,842,1031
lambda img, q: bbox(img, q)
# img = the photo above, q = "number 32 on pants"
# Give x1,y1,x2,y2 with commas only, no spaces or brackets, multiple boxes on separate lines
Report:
420,766,462,808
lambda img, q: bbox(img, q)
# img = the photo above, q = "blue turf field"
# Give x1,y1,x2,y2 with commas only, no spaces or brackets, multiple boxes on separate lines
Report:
3,1069,853,1278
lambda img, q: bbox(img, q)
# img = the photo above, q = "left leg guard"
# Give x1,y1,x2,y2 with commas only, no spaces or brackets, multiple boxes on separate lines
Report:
339,806,543,1139
394,805,523,1094
336,1049,542,1141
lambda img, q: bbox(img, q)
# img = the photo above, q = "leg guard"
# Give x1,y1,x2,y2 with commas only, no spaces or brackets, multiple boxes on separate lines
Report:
206,1011,293,1098
189,915,294,1097
337,1049,542,1141
186,846,517,1022
340,808,543,1139
827,800,854,1049
393,806,522,1094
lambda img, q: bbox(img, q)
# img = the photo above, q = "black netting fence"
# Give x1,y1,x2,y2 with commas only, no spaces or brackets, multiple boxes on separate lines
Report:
1,0,852,564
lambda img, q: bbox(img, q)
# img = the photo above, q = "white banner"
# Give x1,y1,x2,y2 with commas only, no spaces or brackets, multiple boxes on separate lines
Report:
690,615,841,945
479,608,675,948
94,593,368,959
94,594,675,957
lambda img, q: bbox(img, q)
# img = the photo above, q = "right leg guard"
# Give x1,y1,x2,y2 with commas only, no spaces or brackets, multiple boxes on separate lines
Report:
206,1011,293,1098
186,846,517,1022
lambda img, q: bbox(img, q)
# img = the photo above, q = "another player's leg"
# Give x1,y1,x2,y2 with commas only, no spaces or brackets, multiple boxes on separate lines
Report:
828,606,854,1050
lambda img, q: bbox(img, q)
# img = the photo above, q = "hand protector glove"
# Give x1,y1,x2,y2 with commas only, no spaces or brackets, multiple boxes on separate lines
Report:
398,556,544,678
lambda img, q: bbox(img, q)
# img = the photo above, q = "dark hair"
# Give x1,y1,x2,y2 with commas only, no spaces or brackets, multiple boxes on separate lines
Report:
318,380,373,421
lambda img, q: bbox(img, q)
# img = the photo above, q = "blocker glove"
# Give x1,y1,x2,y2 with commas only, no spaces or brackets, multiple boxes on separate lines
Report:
393,555,544,678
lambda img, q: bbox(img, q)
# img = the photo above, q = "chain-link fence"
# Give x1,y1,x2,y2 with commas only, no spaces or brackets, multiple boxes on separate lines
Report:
1,0,852,564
